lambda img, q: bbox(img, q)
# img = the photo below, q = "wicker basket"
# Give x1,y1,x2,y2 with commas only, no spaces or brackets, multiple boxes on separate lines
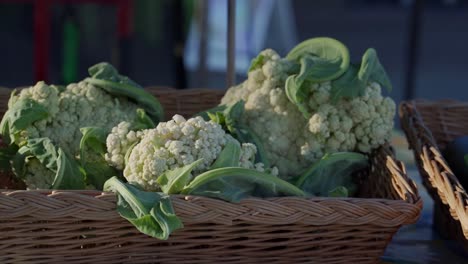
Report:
0,88,421,264
400,100,468,253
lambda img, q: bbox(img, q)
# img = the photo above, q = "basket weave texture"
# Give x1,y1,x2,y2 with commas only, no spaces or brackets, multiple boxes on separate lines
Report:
400,100,468,252
0,88,421,264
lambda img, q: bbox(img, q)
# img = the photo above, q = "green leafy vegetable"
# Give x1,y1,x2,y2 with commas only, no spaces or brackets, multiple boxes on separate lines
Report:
284,38,351,117
330,64,365,103
234,124,270,167
295,152,368,197
287,37,350,77
85,62,164,124
18,138,85,189
328,186,349,197
248,54,265,72
124,141,138,167
284,38,392,105
53,149,86,189
204,101,245,135
295,53,349,83
104,176,183,240
80,127,107,154
156,159,203,194
210,140,241,169
222,101,244,132
285,74,312,118
0,98,49,145
79,127,118,189
18,138,60,171
359,48,392,92
182,167,306,202
134,108,156,130
195,105,227,120
207,111,225,128
88,62,141,88
331,48,392,102
201,101,270,167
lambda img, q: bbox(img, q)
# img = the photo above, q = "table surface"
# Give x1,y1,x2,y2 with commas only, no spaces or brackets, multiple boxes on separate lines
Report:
381,168,467,264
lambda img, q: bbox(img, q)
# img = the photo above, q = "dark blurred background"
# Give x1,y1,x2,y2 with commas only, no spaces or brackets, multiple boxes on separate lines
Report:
0,0,467,106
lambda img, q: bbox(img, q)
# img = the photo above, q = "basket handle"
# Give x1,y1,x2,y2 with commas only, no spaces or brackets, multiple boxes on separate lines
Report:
399,101,439,154
381,145,420,204
399,101,468,238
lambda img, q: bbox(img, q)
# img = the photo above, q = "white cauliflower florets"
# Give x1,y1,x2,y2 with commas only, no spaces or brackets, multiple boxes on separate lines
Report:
221,49,396,179
237,142,278,176
112,115,275,191
105,121,145,170
23,158,55,190
16,81,139,155
13,81,142,183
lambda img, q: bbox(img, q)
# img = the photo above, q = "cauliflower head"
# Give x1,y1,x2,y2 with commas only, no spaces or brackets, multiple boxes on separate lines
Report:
22,158,55,190
1,62,163,190
107,115,277,191
7,81,143,188
221,48,396,179
16,81,139,156
105,121,145,170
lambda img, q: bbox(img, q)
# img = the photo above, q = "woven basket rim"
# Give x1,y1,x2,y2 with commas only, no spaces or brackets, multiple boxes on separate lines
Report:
400,99,468,238
0,189,422,227
0,188,422,204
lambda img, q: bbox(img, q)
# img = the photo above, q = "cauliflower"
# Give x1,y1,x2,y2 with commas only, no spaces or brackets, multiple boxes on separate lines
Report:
9,81,140,186
1,63,163,190
17,81,139,156
22,158,55,190
108,115,277,191
238,142,278,175
221,47,396,179
105,121,145,170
